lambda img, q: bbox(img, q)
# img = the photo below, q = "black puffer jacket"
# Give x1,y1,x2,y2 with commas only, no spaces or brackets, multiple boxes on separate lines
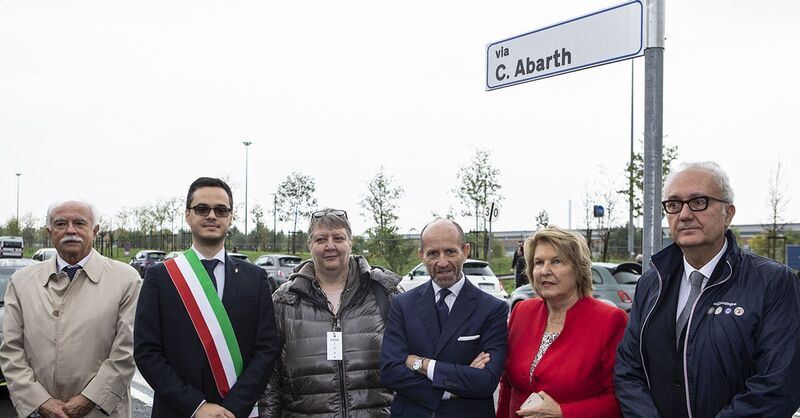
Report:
259,256,402,417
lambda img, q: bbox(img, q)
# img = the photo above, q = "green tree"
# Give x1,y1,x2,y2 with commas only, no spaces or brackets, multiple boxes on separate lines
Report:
360,168,414,273
454,148,503,259
275,172,318,253
619,140,679,219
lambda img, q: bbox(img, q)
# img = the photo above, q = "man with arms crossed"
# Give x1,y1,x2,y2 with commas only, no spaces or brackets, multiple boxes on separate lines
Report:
0,200,140,418
134,177,278,418
380,218,508,417
615,161,800,417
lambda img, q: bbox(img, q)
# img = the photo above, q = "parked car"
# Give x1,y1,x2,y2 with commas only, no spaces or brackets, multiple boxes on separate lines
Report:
399,259,509,301
228,252,249,262
0,236,24,258
32,248,58,261
253,254,303,290
507,261,641,312
164,251,181,260
130,250,166,278
0,258,38,385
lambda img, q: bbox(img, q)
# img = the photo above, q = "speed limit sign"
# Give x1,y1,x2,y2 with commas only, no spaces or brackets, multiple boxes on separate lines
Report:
485,202,499,222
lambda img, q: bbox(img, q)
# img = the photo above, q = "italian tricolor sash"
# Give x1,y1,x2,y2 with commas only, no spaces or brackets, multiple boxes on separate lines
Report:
164,250,256,416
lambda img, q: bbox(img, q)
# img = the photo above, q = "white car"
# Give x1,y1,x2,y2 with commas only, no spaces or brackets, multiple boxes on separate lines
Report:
400,259,509,300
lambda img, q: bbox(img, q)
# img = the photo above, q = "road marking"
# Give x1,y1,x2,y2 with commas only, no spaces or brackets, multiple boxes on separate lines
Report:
131,387,153,406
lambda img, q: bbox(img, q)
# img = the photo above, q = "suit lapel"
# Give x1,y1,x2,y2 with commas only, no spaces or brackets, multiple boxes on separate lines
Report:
221,254,241,307
435,279,478,357
416,281,441,347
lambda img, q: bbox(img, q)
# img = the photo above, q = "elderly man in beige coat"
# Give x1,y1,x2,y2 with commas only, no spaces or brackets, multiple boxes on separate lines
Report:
0,200,141,418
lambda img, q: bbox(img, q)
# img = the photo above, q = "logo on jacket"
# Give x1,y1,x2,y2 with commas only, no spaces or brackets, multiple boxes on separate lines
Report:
734,306,744,316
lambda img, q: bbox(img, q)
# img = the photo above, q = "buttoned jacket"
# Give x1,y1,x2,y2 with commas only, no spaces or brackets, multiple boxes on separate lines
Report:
0,249,141,417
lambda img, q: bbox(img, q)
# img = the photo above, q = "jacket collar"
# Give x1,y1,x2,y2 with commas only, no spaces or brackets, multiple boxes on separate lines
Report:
41,248,102,286
651,229,739,284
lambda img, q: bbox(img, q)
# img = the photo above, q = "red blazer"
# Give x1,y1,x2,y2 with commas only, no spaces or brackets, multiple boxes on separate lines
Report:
497,297,627,418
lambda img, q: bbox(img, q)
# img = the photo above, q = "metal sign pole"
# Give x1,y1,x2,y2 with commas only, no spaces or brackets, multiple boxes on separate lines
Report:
642,0,665,270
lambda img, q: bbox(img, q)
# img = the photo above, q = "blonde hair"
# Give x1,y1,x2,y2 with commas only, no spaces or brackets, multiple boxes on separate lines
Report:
524,226,593,298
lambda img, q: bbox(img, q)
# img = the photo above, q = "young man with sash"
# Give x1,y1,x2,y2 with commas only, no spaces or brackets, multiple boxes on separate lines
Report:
135,177,278,418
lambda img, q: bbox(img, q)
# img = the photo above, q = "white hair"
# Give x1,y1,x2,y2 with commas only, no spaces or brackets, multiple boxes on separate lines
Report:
46,200,100,228
664,161,735,203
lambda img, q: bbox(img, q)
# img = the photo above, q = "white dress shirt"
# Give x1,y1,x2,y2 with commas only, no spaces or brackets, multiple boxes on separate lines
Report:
426,275,467,399
191,246,226,300
677,240,727,316
56,253,91,272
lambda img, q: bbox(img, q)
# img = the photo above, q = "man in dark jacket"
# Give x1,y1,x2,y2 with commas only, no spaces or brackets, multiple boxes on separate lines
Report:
615,161,800,417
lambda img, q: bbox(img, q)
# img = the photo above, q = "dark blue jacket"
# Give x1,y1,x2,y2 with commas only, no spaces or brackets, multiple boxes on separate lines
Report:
615,230,800,417
380,278,508,417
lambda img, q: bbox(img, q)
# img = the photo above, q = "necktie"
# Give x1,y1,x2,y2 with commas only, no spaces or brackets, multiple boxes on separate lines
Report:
201,259,220,290
62,265,82,280
436,288,452,333
676,271,705,343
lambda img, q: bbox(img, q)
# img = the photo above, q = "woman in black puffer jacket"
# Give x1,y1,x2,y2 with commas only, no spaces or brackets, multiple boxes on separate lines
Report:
259,208,402,418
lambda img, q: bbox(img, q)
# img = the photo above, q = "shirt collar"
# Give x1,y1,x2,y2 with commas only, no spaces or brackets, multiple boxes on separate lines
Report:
56,252,91,271
430,273,466,298
191,245,226,264
682,239,728,282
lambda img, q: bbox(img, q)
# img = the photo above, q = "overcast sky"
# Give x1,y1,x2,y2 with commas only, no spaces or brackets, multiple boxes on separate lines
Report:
1,0,798,236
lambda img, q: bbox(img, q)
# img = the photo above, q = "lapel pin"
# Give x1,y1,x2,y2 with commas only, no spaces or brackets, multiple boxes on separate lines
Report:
235,268,239,274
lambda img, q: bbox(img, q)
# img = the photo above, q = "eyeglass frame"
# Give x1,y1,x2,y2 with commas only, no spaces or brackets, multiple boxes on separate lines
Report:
188,205,233,218
311,209,348,220
661,196,729,214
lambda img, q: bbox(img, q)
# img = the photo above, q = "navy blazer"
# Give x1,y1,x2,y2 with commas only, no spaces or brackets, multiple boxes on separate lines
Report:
134,253,279,418
380,278,508,417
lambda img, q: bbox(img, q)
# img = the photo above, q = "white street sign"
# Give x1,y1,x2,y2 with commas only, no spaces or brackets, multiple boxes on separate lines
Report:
485,202,499,222
486,0,644,91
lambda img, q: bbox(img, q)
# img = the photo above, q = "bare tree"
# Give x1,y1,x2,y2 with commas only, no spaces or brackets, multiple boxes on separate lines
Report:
454,148,503,259
763,162,789,262
535,210,550,229
275,172,318,253
619,139,679,219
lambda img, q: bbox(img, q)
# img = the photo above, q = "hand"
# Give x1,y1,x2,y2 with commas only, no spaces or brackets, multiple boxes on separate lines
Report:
470,352,490,369
38,398,69,418
196,402,235,418
516,391,563,418
63,394,94,418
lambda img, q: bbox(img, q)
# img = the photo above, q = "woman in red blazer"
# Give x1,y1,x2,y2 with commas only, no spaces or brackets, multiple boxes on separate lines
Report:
497,226,628,418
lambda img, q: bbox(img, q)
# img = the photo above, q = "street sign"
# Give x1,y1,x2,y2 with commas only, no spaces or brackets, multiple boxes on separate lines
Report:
486,0,644,90
485,202,500,222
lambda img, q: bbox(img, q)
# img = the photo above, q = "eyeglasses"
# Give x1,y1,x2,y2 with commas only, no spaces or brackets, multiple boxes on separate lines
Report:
661,196,728,214
311,209,348,219
189,205,233,218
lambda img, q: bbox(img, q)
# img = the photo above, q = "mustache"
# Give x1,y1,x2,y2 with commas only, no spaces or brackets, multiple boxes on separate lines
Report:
60,234,84,244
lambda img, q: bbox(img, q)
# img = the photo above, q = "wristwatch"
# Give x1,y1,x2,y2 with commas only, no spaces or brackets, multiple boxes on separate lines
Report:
411,356,425,373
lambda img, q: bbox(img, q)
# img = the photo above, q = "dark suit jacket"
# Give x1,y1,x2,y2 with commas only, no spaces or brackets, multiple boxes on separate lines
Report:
380,278,508,417
134,253,278,418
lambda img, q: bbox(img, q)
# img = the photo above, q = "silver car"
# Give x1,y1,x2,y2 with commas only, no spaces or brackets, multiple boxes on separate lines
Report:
508,262,641,312
400,259,509,301
253,254,303,289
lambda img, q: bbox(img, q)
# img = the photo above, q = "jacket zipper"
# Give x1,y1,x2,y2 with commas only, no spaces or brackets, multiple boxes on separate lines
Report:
639,260,664,389
681,260,733,418
333,316,349,416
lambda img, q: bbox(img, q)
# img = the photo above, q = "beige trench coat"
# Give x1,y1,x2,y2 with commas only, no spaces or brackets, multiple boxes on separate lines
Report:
0,249,141,417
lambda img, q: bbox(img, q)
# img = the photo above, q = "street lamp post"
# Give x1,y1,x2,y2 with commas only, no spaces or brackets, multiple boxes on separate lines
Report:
242,141,252,247
271,193,277,251
15,173,22,225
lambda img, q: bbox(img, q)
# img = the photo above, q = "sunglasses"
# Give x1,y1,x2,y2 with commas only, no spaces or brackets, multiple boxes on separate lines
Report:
189,205,233,218
311,209,348,219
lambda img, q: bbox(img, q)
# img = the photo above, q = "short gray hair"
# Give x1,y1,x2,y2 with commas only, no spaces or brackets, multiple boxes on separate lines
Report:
47,200,100,228
307,208,352,243
664,161,735,203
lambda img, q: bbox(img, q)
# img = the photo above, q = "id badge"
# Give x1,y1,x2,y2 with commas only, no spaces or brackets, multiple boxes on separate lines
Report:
327,331,343,360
